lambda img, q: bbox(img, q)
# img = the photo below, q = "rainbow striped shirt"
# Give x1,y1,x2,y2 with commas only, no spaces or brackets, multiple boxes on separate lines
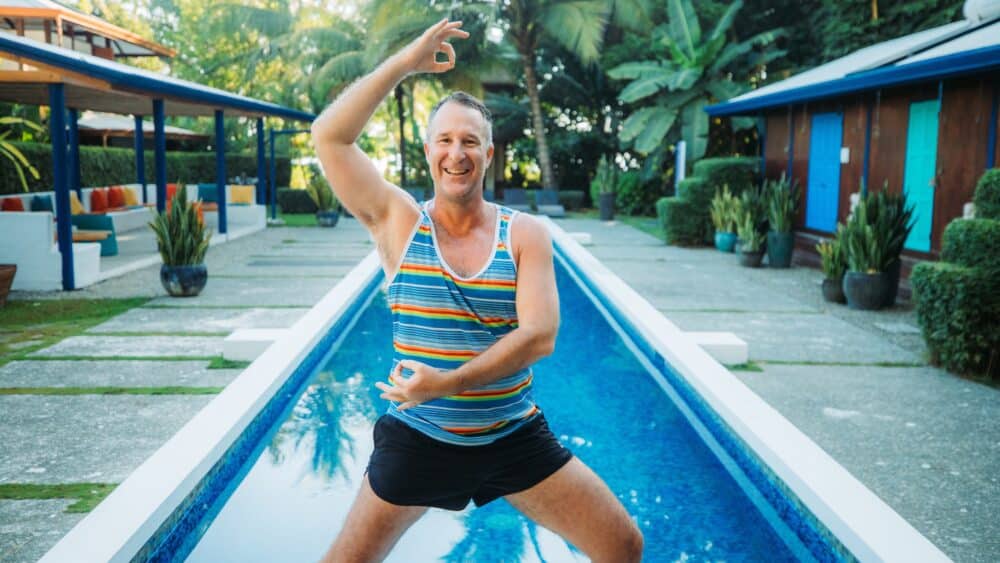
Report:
385,202,539,445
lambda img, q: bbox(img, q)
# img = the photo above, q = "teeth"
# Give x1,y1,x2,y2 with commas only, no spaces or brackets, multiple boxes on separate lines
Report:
444,168,469,176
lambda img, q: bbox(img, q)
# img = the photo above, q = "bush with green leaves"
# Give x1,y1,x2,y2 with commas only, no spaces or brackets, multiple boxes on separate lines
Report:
615,170,662,216
766,174,799,233
307,172,338,212
677,176,713,208
940,219,1000,275
692,157,760,196
149,184,210,266
277,188,318,214
973,168,1000,219
658,197,707,246
588,155,618,207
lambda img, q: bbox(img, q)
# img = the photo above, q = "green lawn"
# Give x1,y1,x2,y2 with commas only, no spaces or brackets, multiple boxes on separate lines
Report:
275,212,318,227
565,210,664,241
0,483,117,513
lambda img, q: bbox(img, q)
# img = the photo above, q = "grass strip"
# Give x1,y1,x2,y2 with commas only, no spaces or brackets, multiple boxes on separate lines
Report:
0,483,117,513
0,386,223,396
84,331,229,337
274,213,319,227
758,360,926,368
141,304,310,310
659,308,819,314
207,357,251,370
726,362,764,372
620,215,664,241
19,355,217,362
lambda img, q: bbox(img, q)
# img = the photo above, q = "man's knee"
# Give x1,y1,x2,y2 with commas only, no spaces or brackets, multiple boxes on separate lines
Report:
591,517,643,563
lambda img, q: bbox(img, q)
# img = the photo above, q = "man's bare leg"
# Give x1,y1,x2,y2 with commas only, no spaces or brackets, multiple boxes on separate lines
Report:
320,476,428,563
505,457,643,563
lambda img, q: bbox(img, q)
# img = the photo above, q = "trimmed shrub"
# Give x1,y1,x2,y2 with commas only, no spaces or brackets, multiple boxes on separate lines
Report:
0,142,290,195
277,188,318,213
676,176,713,209
658,197,708,245
615,171,659,216
973,168,1000,219
557,190,585,211
941,219,1000,275
692,157,760,195
911,262,999,377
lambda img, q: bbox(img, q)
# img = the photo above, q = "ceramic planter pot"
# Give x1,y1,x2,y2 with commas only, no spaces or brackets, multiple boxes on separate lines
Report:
714,232,737,252
821,277,846,304
883,258,901,307
0,264,16,307
599,193,615,221
739,249,765,268
843,271,890,310
160,264,207,297
316,210,340,227
766,231,794,268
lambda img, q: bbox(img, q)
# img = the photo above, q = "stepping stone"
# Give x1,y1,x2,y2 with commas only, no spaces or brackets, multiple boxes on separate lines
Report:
146,277,337,307
0,500,82,563
0,360,239,388
88,307,305,334
223,328,289,361
29,336,225,358
568,232,593,245
685,331,748,365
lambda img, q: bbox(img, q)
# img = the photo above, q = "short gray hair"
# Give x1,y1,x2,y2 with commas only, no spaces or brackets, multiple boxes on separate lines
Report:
426,91,493,145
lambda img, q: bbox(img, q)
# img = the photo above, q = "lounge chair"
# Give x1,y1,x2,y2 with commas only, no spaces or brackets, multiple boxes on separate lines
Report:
535,189,566,217
500,188,532,212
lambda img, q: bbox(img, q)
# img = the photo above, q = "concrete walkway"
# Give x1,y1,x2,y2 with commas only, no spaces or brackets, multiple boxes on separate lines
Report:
0,220,372,562
1,216,997,562
554,218,999,563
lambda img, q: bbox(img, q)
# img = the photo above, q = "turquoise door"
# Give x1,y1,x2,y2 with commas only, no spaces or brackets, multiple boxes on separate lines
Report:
903,99,939,252
805,113,843,232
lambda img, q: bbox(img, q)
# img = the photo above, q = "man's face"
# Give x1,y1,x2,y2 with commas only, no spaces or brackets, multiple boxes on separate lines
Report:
424,102,494,202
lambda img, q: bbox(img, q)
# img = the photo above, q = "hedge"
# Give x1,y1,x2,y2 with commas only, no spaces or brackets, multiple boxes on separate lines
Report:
941,219,1000,275
911,262,999,378
692,157,760,195
277,188,318,214
0,142,290,195
676,176,713,209
657,197,708,245
973,168,1000,219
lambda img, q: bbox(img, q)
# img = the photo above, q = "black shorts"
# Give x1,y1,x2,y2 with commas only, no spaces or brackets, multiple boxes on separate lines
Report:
366,413,573,511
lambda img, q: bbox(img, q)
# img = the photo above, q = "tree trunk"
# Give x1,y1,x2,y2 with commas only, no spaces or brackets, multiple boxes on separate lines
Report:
520,53,557,190
395,84,406,187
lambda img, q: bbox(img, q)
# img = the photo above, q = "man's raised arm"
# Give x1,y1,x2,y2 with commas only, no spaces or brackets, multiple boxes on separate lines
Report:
310,19,468,231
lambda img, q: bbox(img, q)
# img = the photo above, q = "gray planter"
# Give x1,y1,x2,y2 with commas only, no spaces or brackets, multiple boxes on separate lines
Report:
599,193,615,221
160,264,208,297
843,271,890,310
316,210,340,227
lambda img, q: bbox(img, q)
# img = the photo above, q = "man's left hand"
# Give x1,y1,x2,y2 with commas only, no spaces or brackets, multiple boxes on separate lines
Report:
375,359,461,410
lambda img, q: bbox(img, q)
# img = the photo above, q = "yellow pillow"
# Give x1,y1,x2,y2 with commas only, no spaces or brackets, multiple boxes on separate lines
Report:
69,191,85,215
230,184,255,204
123,187,139,206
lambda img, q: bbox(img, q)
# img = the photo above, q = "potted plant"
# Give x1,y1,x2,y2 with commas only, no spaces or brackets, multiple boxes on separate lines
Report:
710,185,740,252
308,173,340,227
841,201,890,310
736,208,766,267
864,186,914,306
0,264,15,307
149,184,211,297
592,155,617,221
816,227,847,303
766,174,799,268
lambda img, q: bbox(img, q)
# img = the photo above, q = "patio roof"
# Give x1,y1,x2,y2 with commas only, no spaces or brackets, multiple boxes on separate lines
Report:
0,31,314,121
707,17,1000,117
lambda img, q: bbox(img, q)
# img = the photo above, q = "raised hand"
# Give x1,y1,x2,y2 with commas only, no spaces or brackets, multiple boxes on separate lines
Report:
399,19,470,76
375,359,461,411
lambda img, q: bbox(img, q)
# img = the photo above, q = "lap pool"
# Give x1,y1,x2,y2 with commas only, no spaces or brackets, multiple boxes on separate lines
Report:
41,221,947,562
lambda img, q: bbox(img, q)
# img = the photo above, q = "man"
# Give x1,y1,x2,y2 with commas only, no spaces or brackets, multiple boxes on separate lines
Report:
311,19,643,563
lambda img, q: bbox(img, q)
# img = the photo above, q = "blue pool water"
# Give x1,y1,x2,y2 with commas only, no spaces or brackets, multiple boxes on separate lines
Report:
177,261,813,562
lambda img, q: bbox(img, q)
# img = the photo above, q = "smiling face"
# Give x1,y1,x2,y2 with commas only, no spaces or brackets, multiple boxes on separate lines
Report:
424,101,494,202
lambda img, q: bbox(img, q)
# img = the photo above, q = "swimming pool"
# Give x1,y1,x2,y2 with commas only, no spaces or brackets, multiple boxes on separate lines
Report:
42,221,947,562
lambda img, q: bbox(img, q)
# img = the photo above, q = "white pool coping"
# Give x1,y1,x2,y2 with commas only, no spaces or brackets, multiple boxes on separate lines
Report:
541,217,950,563
40,251,382,563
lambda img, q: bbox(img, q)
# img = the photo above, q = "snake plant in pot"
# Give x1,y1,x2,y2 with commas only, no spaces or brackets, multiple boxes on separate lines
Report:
710,185,741,252
862,186,915,306
737,208,766,267
841,199,890,310
149,184,211,297
766,174,799,268
816,227,847,303
308,171,340,227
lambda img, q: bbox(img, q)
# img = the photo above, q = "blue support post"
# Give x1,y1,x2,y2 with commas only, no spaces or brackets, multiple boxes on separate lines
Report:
786,106,795,181
134,115,147,203
987,81,998,170
256,118,266,205
269,128,277,220
49,84,74,291
153,100,167,213
215,109,228,234
67,108,80,198
862,96,874,197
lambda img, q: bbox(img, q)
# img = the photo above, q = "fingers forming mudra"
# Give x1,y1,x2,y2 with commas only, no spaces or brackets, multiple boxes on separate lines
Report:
404,19,469,75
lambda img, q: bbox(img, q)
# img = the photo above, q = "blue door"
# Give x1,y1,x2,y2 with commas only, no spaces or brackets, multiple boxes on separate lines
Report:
903,99,939,252
805,113,843,232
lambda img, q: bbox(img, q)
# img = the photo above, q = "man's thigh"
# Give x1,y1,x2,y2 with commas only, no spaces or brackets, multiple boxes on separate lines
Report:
504,457,642,562
320,476,428,563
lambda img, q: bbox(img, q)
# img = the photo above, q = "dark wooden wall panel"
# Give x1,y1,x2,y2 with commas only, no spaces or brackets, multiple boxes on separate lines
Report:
764,111,789,180
868,92,910,196
935,77,992,251
791,104,811,229
839,97,868,225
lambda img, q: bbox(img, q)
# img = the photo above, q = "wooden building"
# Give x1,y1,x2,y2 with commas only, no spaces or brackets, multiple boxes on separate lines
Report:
707,3,1000,270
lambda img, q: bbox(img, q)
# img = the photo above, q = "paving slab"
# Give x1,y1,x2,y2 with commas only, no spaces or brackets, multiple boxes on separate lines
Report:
616,270,815,312
0,360,240,388
145,276,338,307
667,311,920,363
87,307,306,333
554,218,667,247
734,364,1000,562
0,395,215,483
29,336,226,358
0,500,82,563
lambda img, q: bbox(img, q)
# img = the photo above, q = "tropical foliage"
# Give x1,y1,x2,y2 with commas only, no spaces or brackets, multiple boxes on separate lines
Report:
149,184,211,266
0,117,43,192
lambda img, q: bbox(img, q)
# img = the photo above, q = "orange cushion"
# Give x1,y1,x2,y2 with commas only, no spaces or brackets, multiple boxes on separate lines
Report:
123,187,139,206
108,186,126,208
69,191,85,215
230,184,255,204
89,189,108,213
166,183,178,203
1,197,25,212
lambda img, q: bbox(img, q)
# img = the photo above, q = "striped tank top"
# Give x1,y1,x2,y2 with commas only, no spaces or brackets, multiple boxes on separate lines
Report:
385,201,539,446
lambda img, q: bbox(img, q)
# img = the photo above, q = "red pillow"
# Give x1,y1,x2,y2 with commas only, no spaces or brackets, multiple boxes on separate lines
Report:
108,186,126,208
1,197,25,212
166,183,178,203
90,188,109,213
